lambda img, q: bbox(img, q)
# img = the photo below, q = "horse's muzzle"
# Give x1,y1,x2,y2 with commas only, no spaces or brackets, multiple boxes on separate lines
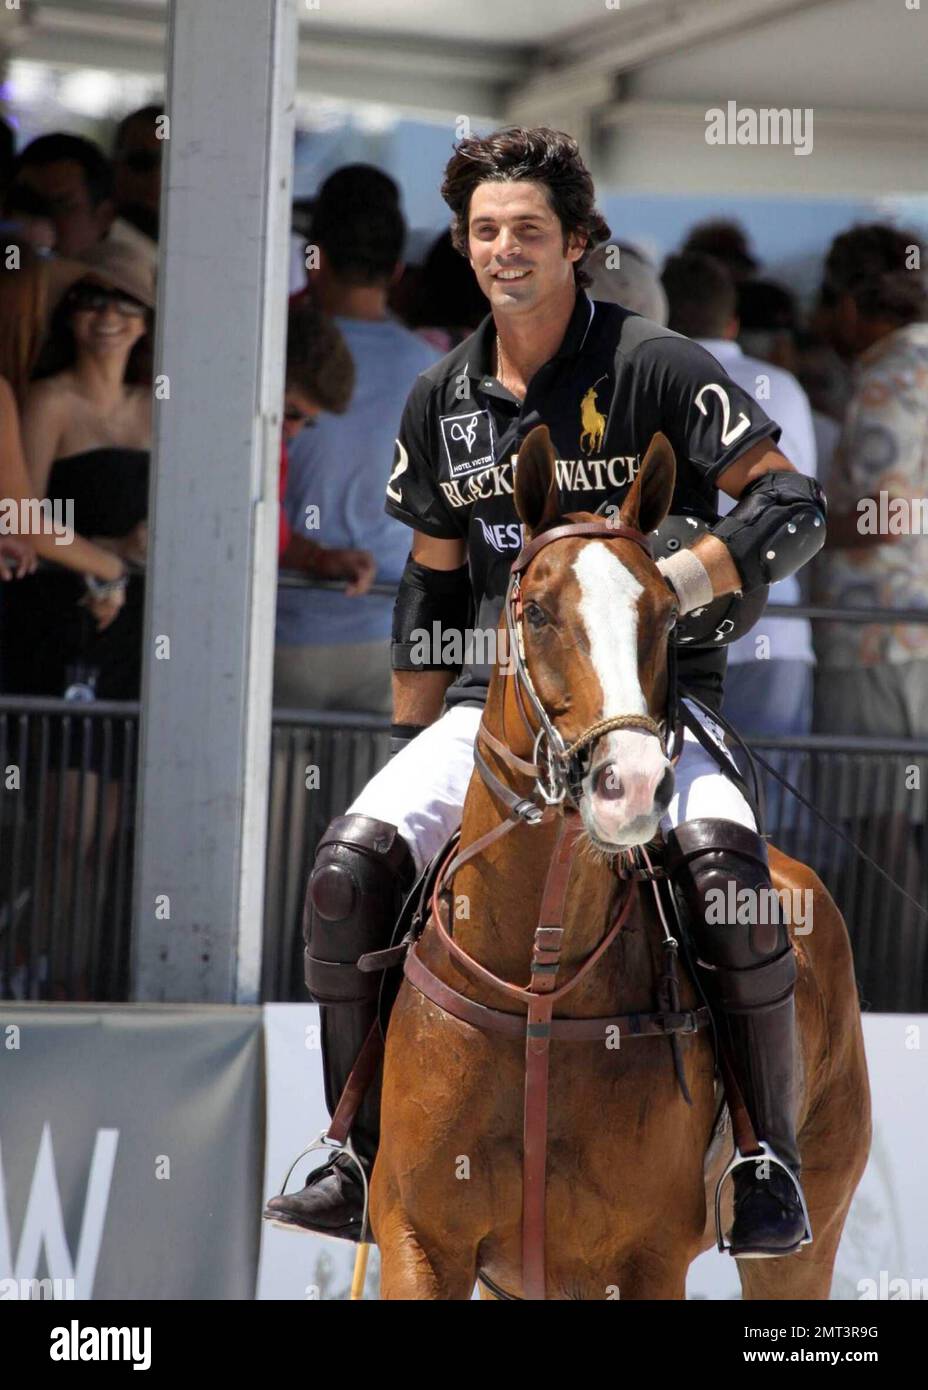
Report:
583,745,674,848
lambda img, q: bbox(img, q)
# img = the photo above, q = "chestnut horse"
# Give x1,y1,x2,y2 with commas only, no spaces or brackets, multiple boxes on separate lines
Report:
370,427,871,1300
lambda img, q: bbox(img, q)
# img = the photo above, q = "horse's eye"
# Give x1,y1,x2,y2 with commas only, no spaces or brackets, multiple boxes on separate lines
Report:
524,600,547,629
666,608,679,631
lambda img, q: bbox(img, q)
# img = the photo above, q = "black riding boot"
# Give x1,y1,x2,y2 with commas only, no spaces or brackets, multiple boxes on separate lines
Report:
264,814,415,1241
666,818,809,1258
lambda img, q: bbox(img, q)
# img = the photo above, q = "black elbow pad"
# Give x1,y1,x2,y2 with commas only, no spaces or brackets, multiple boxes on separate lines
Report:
712,471,827,590
391,557,472,671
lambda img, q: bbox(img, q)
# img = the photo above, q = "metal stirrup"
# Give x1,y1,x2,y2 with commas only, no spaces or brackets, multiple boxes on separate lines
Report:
275,1130,371,1243
714,1140,813,1253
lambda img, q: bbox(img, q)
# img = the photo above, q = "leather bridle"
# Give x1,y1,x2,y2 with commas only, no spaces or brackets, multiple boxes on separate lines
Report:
480,519,672,825
439,516,680,891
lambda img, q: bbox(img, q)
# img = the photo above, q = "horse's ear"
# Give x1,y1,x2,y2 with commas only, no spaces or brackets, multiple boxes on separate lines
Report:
514,424,561,536
619,432,676,535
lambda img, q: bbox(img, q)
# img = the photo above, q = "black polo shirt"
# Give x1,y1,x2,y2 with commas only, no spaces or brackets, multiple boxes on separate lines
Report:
384,290,780,713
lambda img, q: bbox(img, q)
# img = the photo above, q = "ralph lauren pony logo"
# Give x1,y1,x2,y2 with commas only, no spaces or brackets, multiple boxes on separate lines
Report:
579,377,608,454
439,409,496,478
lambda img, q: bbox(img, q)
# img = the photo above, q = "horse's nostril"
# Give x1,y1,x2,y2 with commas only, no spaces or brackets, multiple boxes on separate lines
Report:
655,767,675,810
594,764,623,801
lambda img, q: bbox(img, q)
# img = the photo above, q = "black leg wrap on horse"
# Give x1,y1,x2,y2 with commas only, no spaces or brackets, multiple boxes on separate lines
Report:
665,818,801,1177
304,814,415,1164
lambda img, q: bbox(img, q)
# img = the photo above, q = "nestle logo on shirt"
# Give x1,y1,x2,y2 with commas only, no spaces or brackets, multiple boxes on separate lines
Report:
439,410,496,479
476,517,523,553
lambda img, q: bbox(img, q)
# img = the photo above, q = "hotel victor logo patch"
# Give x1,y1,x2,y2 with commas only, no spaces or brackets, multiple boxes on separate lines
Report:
439,409,496,478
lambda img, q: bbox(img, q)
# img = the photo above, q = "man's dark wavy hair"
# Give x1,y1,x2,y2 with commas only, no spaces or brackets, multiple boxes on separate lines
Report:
440,127,611,289
822,223,927,325
311,164,404,287
13,133,114,208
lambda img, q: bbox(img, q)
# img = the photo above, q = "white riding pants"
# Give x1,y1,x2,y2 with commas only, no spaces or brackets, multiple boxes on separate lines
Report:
348,699,756,875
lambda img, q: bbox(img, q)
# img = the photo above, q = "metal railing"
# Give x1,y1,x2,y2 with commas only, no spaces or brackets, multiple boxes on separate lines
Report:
263,709,391,1001
731,734,928,1013
1,695,924,1010
0,697,138,1002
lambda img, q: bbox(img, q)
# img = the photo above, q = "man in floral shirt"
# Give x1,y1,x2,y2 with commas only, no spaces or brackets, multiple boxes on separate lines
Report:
812,224,928,739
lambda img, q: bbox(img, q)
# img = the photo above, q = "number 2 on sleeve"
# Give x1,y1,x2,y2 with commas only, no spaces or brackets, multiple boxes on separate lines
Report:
386,439,409,502
694,383,751,448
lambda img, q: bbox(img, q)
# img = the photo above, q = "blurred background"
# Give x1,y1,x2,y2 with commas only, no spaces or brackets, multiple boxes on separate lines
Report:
4,0,926,273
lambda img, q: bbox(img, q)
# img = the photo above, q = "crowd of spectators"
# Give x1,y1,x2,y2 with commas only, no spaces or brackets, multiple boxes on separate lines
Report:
1,114,926,745
0,107,925,999
275,165,439,713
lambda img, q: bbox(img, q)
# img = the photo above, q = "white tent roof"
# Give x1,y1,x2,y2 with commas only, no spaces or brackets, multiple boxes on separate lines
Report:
4,1,926,195
0,0,872,114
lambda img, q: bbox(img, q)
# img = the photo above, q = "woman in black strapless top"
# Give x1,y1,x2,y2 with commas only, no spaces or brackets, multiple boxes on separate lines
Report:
4,248,155,997
4,445,149,700
8,251,155,703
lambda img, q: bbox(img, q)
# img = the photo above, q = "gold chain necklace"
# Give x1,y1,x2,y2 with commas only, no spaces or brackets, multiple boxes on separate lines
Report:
495,332,506,388
495,333,524,399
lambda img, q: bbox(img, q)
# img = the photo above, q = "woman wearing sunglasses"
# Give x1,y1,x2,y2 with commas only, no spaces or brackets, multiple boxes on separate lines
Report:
0,240,132,594
9,240,154,694
2,239,154,996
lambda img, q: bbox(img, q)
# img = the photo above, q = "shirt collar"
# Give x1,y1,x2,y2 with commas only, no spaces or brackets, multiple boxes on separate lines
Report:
555,288,597,359
696,337,743,360
468,288,597,383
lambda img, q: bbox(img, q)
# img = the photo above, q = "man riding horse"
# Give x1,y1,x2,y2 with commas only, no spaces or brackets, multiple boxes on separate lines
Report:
265,127,827,1259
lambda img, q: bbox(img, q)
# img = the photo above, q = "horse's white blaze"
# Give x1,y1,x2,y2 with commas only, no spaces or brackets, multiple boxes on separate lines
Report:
573,545,647,719
572,545,671,845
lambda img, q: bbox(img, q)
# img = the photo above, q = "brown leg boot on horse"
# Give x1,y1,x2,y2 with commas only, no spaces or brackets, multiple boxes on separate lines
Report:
263,814,415,1241
666,818,809,1258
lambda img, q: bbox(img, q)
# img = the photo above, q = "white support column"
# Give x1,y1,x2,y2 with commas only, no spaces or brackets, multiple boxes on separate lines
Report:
133,0,298,1003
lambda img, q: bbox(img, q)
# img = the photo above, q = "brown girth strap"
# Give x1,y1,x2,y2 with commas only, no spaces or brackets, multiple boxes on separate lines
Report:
719,1045,763,1158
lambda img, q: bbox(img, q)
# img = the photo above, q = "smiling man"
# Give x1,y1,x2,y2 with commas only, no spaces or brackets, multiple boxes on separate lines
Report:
266,128,827,1261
